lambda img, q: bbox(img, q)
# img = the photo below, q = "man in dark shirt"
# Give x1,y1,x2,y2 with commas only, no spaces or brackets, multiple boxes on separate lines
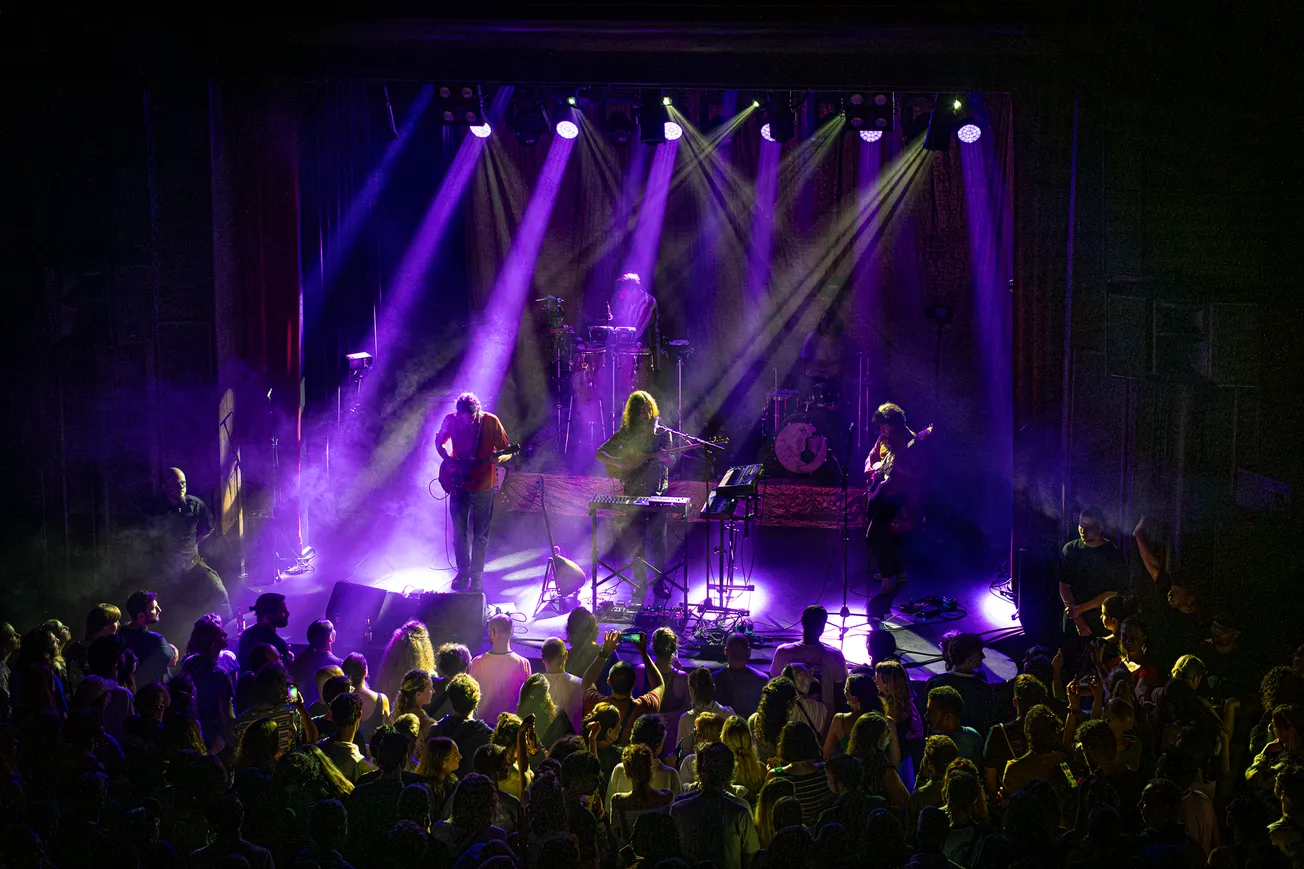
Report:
119,591,177,686
1059,506,1125,669
154,467,230,625
291,619,343,708
429,673,495,779
711,633,768,720
238,593,292,671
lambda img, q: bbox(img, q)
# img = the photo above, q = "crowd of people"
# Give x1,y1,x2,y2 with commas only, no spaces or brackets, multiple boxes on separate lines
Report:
0,509,1301,869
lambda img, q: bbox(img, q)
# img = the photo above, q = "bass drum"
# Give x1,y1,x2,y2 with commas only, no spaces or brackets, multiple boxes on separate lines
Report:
774,409,842,475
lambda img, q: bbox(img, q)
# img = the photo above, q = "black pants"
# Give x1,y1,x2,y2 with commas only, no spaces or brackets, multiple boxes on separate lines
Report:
167,557,231,633
867,494,907,577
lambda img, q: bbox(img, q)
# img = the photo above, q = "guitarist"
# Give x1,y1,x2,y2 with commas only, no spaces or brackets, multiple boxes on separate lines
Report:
435,392,511,593
863,402,928,617
595,390,675,602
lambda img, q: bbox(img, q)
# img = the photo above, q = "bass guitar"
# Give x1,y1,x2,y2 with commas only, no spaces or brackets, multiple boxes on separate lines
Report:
540,477,586,597
600,437,728,479
865,424,933,532
438,443,521,495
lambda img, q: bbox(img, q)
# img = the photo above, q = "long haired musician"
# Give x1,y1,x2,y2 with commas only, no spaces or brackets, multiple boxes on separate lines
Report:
596,391,676,602
863,402,931,616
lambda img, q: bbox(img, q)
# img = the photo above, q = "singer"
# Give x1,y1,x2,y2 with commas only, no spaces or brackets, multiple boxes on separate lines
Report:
595,390,676,602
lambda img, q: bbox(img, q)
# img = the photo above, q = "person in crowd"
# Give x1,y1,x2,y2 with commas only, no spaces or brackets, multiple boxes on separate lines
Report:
319,692,377,783
862,807,915,869
472,743,523,832
971,787,1060,869
429,642,472,718
235,643,281,714
290,618,342,708
941,764,990,867
62,603,120,697
1205,797,1279,869
489,712,535,802
982,673,1048,797
1247,703,1304,794
1134,778,1207,866
1155,746,1218,855
518,673,574,752
925,685,984,767
297,798,353,869
178,617,235,752
605,712,680,812
348,729,420,866
825,670,885,758
927,632,996,737
1268,764,1304,863
816,753,873,842
877,659,924,777
636,627,690,726
378,619,435,708
468,614,533,726
905,805,960,869
0,621,19,701
770,605,848,713
312,672,352,738
847,711,910,806
393,668,436,744
1117,617,1163,703
782,663,830,737
430,772,508,856
540,637,584,736
766,720,834,825
1103,695,1144,771
670,742,760,869
187,790,274,869
119,591,178,687
749,676,798,766
237,593,292,671
581,701,624,781
1074,718,1144,832
416,735,461,816
563,606,605,681
341,652,390,743
610,743,674,845
234,716,282,775
713,632,769,720
679,710,725,788
997,704,1067,798
722,714,767,801
754,778,796,848
82,635,136,741
581,629,664,745
232,661,315,754
430,672,494,779
677,666,732,758
1060,506,1125,665
909,734,960,831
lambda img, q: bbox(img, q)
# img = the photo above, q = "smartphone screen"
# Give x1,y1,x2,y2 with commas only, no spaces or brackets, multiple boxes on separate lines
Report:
288,685,300,703
619,631,644,644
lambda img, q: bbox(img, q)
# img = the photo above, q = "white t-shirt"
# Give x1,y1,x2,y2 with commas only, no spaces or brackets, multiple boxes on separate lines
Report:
468,650,532,726
605,759,681,814
542,671,583,735
769,642,848,711
676,701,735,756
788,696,830,737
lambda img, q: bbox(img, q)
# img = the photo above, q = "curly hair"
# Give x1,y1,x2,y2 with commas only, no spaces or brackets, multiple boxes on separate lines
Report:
942,759,988,822
435,643,472,677
395,669,433,721
621,391,659,430
518,674,557,730
450,773,498,838
1023,704,1063,753
776,721,821,765
379,620,436,704
940,632,985,672
754,677,798,745
621,743,656,786
491,713,523,756
920,734,959,783
1261,666,1304,713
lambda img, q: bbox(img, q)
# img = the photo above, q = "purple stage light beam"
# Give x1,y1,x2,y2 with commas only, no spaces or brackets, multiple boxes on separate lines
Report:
455,132,577,411
622,138,680,288
746,136,781,315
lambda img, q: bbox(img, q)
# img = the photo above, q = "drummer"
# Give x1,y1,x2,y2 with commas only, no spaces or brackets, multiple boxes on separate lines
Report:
610,272,659,348
799,309,847,404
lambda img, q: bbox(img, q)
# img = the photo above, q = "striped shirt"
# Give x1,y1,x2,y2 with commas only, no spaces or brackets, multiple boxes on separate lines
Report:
233,702,305,755
770,767,833,827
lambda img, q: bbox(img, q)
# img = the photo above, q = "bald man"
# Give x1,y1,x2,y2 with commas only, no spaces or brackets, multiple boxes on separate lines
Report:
154,468,230,623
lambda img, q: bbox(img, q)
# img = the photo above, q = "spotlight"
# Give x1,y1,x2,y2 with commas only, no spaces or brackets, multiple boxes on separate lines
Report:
510,94,549,147
664,121,683,141
751,99,761,108
469,123,492,138
859,129,883,143
566,96,577,106
662,95,672,106
923,93,957,151
638,88,669,145
763,91,796,142
435,83,485,126
844,91,894,131
953,98,962,111
957,123,982,143
555,120,579,139
760,123,774,142
603,99,636,146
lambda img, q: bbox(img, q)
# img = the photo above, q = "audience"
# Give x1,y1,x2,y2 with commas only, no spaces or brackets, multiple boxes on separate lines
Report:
0,503,1297,869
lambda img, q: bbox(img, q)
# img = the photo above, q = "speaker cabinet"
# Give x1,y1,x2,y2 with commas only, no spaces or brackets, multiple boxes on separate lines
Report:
324,581,389,647
376,592,486,649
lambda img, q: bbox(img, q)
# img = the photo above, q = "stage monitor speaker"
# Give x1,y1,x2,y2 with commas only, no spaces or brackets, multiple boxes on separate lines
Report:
324,581,388,647
1015,548,1060,649
377,592,486,649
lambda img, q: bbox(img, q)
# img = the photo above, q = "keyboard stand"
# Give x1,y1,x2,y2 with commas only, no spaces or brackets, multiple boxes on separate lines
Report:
589,509,690,617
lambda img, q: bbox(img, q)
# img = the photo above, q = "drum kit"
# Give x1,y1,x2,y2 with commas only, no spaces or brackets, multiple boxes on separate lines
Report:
768,377,845,476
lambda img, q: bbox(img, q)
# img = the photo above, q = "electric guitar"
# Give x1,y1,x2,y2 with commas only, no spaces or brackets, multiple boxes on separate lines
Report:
540,477,587,596
600,437,728,479
438,443,521,494
865,425,933,534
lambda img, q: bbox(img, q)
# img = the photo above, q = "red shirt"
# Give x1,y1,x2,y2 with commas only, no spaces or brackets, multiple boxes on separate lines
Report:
437,412,509,492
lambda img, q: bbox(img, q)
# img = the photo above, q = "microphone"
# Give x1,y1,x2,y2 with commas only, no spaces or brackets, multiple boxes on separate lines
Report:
606,304,614,322
653,416,663,433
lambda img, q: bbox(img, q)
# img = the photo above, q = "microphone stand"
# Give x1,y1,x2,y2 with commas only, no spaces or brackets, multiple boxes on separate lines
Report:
655,422,725,452
838,422,873,641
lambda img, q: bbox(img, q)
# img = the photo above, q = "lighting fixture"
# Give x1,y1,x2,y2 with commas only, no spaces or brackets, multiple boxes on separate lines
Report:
664,121,683,141
510,94,550,147
859,129,883,143
469,123,492,138
638,88,669,145
555,120,579,139
760,123,774,142
434,83,485,126
844,91,894,132
957,123,982,143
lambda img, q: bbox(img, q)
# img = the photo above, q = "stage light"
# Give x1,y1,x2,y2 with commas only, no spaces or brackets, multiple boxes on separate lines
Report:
510,94,550,147
664,121,683,141
435,83,485,126
957,123,982,143
844,91,894,132
760,123,774,142
662,95,672,106
953,98,962,111
638,88,669,145
604,100,635,146
566,96,577,106
751,99,761,108
859,129,883,143
555,120,579,139
469,123,492,138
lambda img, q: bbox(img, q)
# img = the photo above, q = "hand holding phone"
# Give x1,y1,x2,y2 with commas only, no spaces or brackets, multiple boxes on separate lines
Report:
619,631,645,645
287,684,301,704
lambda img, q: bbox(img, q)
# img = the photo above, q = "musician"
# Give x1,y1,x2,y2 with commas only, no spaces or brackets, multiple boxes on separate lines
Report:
799,310,847,382
596,390,675,601
152,467,231,627
435,392,511,594
863,403,927,617
609,272,659,348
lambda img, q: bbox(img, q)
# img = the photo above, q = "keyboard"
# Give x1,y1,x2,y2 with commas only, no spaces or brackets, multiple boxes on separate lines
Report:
588,494,692,516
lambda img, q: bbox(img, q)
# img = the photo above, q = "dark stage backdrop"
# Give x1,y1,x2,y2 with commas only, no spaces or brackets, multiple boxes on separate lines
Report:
298,87,1014,560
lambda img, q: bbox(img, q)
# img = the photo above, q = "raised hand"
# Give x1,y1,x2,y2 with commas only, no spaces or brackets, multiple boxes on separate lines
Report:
601,629,622,654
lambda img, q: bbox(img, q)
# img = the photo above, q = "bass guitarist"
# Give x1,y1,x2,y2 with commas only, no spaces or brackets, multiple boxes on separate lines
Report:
595,390,676,602
436,392,512,593
863,402,930,617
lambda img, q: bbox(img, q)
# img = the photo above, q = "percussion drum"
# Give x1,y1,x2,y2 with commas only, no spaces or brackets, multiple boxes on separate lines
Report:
774,409,842,474
809,378,840,408
569,344,606,401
